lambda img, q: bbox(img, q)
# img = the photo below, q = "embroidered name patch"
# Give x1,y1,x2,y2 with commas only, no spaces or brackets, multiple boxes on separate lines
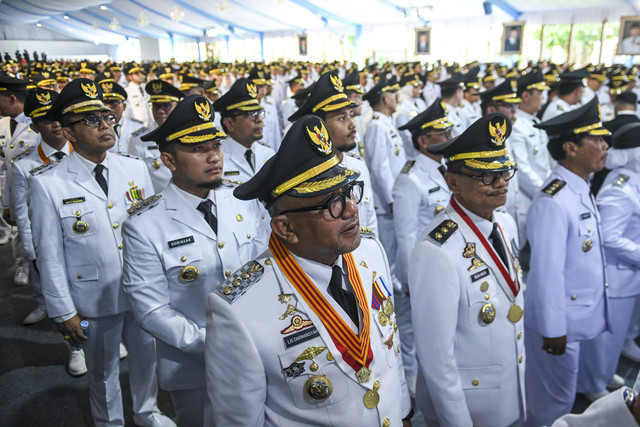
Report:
283,327,319,349
224,171,240,176
471,268,490,282
581,212,591,220
429,186,440,193
168,236,195,249
63,197,86,205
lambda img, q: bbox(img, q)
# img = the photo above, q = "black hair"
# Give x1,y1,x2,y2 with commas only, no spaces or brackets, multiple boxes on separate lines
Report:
0,89,27,103
440,86,460,100
547,134,582,161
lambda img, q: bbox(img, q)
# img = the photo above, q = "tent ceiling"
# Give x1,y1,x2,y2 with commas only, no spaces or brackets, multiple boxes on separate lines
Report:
0,0,637,45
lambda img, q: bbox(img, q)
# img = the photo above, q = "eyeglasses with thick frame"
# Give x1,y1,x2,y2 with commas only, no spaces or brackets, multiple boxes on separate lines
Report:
277,180,364,218
452,169,517,186
231,109,265,122
67,113,116,128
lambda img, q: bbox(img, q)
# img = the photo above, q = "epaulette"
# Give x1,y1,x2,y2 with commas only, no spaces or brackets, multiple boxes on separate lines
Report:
372,114,379,120
400,160,415,174
215,259,267,303
541,179,566,196
130,117,144,125
222,178,244,187
557,105,564,112
11,147,33,163
30,159,61,175
127,194,163,216
359,226,376,238
131,127,148,137
115,152,141,160
615,174,630,187
427,219,458,246
257,140,272,149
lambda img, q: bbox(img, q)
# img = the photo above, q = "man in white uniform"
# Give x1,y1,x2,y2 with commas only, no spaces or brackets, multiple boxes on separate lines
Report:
124,62,152,128
122,94,267,426
541,69,587,122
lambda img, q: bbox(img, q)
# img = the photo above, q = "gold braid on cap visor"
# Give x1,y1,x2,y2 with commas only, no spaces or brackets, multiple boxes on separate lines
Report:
421,117,453,130
573,122,611,135
312,93,348,112
167,122,224,142
271,156,340,197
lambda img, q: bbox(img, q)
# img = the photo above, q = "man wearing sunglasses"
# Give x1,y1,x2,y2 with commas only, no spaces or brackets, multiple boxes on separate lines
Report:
409,114,525,426
214,78,275,185
121,94,267,426
204,115,412,426
128,79,184,193
28,79,173,427
392,98,453,396
524,97,611,426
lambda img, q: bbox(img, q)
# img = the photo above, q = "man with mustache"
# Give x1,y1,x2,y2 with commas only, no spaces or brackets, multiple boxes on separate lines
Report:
524,97,611,426
204,115,412,426
121,95,267,426
409,114,525,426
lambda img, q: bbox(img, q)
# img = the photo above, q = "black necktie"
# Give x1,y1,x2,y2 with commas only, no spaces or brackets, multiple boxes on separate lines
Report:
438,165,447,178
489,223,508,267
197,199,218,234
94,164,108,195
114,123,121,138
52,152,65,161
10,118,17,136
244,149,254,171
328,265,359,327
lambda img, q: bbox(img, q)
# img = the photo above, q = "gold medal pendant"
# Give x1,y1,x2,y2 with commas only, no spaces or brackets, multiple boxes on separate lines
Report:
378,310,388,326
72,220,90,234
384,299,394,316
356,366,371,383
304,375,333,402
179,265,200,282
508,304,523,323
363,389,380,409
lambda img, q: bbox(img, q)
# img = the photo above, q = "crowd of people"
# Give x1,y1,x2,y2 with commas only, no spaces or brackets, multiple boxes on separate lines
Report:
2,51,640,426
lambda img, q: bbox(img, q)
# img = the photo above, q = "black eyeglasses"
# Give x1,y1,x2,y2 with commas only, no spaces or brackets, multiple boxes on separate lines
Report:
151,102,175,111
232,110,265,122
277,181,364,218
67,113,116,128
453,169,517,186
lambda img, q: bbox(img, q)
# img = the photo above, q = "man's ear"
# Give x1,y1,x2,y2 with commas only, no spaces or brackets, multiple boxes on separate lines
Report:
29,122,40,134
222,116,233,133
270,215,299,246
160,151,176,171
445,171,460,195
562,140,578,159
61,127,75,143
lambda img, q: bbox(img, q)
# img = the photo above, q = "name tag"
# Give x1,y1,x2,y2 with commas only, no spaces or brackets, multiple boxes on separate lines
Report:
283,327,319,349
167,236,195,249
147,145,158,150
224,171,240,176
63,197,86,205
471,268,489,282
429,186,440,193
581,212,591,220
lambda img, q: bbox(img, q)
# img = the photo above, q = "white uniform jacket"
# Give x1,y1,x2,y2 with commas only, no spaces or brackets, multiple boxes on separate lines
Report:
597,168,640,298
395,98,426,160
11,141,72,261
128,123,171,193
29,151,153,319
342,154,378,235
221,136,275,184
541,97,582,122
525,164,609,341
261,97,282,151
205,234,411,426
0,113,39,207
122,182,267,391
409,202,525,427
445,103,466,138
363,112,406,215
393,156,450,285
124,82,152,128
551,387,638,427
109,116,144,154
423,82,441,107
459,99,481,130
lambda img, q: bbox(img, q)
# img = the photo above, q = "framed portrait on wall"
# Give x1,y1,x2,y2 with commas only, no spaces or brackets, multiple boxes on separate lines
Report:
502,21,525,54
415,27,431,55
298,34,307,56
618,16,640,55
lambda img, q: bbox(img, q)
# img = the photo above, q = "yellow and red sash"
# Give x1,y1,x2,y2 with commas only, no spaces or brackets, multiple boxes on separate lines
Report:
269,233,372,371
38,142,73,164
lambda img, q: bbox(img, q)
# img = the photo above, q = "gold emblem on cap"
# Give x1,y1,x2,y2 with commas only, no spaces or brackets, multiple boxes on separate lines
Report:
510,79,517,92
102,82,113,92
152,81,163,94
81,82,98,99
330,73,344,92
481,303,496,324
179,265,200,282
73,220,90,234
195,100,212,121
306,122,332,155
246,82,258,98
304,375,333,402
35,91,51,105
488,119,507,147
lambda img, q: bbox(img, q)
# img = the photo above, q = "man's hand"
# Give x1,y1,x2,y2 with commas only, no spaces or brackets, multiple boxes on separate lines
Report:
542,335,567,355
56,314,88,347
389,203,394,214
2,208,15,226
402,419,412,427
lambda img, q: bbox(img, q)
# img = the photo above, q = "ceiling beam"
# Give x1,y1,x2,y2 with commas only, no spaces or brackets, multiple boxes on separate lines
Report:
488,0,522,20
288,0,358,28
171,0,262,34
125,0,208,35
83,7,197,40
227,0,304,33
623,0,639,15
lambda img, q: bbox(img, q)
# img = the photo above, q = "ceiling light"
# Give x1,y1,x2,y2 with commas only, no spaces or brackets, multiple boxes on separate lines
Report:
91,20,99,31
109,18,121,31
170,6,185,22
206,27,218,37
214,0,229,12
63,15,70,20
100,5,108,10
137,12,149,27
36,23,42,27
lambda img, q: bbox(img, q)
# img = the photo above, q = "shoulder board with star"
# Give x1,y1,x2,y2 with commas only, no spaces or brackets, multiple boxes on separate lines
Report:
372,113,380,120
222,178,244,187
215,258,269,303
401,160,415,174
131,127,149,137
130,117,144,125
127,194,163,216
615,174,630,187
30,159,62,176
359,226,376,238
427,219,458,246
541,179,566,196
11,147,34,162
115,152,141,161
